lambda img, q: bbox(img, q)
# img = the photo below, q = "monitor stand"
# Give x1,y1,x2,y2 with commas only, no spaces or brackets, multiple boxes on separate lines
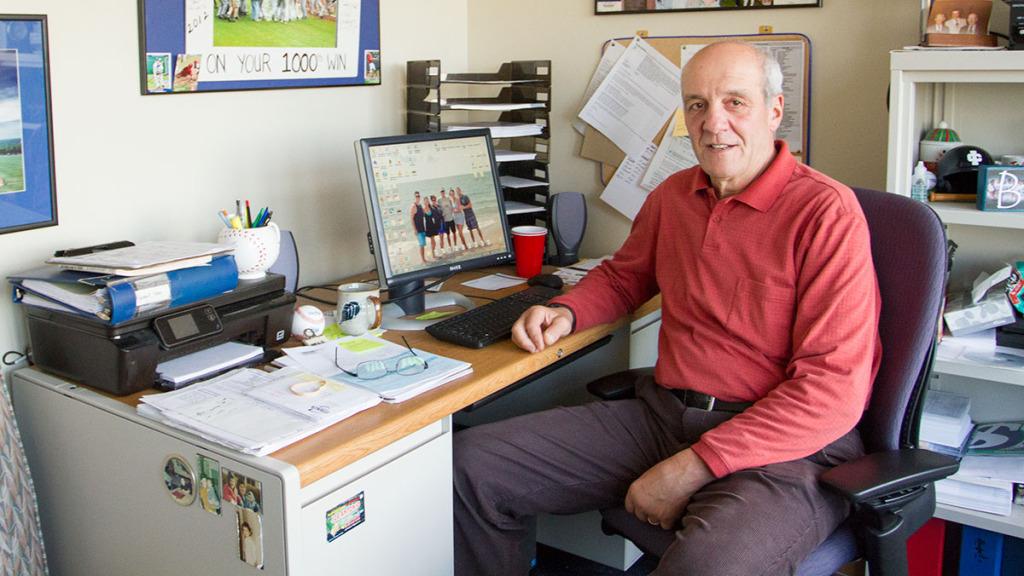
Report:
381,280,475,331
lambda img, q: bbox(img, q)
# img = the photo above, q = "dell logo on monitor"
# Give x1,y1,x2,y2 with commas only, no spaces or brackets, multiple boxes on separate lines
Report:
449,264,463,272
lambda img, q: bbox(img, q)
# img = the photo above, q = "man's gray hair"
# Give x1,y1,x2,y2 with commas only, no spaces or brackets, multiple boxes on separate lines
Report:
756,45,784,102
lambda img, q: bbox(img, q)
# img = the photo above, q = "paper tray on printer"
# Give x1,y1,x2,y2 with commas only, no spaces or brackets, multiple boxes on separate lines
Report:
21,274,296,396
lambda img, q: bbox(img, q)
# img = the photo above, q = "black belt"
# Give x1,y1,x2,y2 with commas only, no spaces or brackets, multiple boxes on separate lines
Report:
670,389,753,413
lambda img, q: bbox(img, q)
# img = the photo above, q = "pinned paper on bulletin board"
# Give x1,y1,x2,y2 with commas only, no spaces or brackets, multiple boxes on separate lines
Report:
138,0,381,94
576,33,812,219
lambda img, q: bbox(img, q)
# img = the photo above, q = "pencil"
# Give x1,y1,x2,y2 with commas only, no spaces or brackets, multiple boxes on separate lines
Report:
245,200,253,228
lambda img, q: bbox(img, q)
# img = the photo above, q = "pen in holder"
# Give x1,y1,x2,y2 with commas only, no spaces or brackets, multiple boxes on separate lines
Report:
217,222,281,280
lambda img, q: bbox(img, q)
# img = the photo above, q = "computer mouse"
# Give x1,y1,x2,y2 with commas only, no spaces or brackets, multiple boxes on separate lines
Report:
526,273,564,290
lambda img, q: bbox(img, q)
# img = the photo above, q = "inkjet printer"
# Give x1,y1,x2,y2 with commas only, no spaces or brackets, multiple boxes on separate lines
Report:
22,273,295,396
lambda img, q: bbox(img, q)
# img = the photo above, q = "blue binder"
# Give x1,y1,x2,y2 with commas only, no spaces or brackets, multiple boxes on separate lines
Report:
11,255,239,324
960,525,1005,576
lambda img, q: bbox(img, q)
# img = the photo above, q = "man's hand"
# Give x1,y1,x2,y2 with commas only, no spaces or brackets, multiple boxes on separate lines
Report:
624,448,715,530
511,305,574,353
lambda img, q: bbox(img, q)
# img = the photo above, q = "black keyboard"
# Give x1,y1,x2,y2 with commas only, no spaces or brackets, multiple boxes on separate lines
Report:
426,286,562,348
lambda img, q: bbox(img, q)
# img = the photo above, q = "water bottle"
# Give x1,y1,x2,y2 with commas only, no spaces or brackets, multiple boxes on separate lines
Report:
911,161,930,203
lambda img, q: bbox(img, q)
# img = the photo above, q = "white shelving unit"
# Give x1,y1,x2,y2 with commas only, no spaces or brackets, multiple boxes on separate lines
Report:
887,48,1024,539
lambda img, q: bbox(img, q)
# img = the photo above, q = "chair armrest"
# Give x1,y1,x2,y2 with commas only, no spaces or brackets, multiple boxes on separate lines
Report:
820,448,959,507
586,368,654,400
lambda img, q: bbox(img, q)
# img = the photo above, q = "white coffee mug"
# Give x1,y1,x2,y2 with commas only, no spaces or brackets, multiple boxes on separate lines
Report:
217,222,281,280
337,282,382,336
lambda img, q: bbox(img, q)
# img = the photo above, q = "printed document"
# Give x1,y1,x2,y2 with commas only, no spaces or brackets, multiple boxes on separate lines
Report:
579,36,681,158
640,111,699,191
573,40,627,134
600,142,658,221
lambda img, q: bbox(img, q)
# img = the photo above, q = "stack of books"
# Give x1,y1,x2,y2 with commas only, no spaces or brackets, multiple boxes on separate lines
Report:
937,421,1024,517
8,241,237,323
919,390,974,457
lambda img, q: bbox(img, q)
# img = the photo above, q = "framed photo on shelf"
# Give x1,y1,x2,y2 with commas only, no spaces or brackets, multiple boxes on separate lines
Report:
595,0,821,15
0,15,57,236
923,0,997,47
138,0,381,95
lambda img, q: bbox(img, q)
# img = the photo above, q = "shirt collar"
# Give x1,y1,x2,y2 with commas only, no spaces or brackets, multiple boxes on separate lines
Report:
689,140,796,213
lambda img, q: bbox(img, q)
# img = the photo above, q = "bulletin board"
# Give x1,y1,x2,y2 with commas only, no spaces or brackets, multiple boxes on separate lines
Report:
137,0,381,95
584,33,812,182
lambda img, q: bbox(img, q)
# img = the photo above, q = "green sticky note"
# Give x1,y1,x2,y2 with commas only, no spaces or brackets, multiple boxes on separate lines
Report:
338,338,387,353
323,323,345,340
416,310,456,320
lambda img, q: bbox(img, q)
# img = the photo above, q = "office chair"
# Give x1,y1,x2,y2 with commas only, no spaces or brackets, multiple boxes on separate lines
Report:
0,379,49,575
267,229,299,293
587,188,959,576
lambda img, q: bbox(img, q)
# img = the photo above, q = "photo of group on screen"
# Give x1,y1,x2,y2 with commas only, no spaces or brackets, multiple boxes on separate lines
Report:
409,187,492,264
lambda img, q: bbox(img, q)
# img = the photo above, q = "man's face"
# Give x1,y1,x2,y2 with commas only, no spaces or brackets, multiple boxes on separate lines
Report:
952,10,961,19
414,192,420,203
682,43,783,195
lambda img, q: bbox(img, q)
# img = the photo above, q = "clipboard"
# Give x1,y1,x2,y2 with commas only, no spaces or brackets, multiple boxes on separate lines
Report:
582,33,812,183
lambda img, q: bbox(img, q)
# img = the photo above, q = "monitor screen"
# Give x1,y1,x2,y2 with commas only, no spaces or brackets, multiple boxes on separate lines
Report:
356,129,514,301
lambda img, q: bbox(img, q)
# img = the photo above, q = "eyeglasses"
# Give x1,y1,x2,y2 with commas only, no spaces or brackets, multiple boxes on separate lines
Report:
335,336,428,380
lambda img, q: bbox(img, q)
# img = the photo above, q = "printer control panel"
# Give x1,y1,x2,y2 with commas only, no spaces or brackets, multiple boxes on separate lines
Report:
153,305,223,348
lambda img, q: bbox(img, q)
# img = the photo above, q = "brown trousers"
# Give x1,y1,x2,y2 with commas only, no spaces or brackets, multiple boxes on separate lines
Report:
453,376,864,576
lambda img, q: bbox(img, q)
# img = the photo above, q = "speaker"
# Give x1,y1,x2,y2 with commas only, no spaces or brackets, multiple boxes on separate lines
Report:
546,192,587,266
268,229,300,292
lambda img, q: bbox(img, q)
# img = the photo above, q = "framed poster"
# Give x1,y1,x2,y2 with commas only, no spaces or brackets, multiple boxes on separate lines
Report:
0,15,57,235
596,0,821,14
138,0,381,94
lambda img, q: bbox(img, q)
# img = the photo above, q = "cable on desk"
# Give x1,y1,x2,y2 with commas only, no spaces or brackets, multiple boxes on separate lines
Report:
295,283,342,306
3,350,26,366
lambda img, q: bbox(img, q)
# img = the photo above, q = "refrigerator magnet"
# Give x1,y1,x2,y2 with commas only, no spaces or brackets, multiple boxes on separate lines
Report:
237,508,264,569
326,491,365,542
197,454,222,515
162,454,196,506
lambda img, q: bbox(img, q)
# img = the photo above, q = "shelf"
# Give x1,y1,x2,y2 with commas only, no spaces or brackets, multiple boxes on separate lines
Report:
892,49,1024,75
504,200,545,216
933,358,1024,387
929,203,1024,229
936,502,1024,539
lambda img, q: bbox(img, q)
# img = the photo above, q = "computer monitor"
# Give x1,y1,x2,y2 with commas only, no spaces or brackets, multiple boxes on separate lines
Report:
355,129,514,329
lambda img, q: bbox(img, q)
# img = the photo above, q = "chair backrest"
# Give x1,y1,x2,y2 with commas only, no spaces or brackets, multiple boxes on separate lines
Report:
852,188,947,454
268,229,299,293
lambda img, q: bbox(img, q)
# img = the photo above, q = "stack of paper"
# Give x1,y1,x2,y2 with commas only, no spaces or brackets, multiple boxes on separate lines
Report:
282,336,473,403
443,121,543,138
46,241,232,276
937,421,1024,516
138,367,382,456
919,390,974,455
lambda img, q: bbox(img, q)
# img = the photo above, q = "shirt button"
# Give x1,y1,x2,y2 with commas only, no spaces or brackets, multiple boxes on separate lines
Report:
712,216,722,223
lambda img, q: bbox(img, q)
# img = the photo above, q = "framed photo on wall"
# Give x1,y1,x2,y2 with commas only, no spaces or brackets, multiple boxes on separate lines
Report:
138,0,381,95
0,15,57,235
595,0,821,14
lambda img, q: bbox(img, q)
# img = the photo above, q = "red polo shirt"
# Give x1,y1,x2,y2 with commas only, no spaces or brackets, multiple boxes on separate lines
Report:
552,142,882,477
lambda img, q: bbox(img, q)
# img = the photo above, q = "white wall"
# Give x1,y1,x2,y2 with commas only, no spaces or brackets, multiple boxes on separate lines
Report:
0,0,468,363
466,0,921,257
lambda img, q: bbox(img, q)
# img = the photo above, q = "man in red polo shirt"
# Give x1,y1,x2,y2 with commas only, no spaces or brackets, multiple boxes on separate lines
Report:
454,41,881,575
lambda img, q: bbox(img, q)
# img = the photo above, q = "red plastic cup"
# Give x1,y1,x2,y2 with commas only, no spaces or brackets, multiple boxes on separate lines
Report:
511,225,547,279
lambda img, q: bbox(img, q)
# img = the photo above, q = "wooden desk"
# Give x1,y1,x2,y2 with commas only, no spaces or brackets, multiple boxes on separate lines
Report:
12,267,658,576
276,267,658,487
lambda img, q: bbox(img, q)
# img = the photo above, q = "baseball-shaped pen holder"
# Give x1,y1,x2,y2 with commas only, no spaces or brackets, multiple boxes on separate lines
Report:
217,222,281,280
